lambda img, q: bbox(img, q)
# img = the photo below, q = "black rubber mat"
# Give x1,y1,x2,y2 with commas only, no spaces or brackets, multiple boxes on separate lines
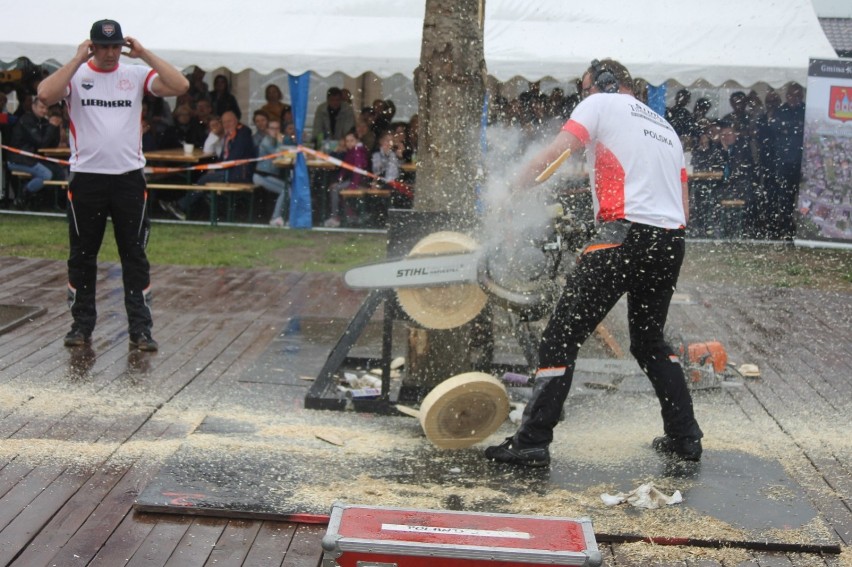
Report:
135,316,835,549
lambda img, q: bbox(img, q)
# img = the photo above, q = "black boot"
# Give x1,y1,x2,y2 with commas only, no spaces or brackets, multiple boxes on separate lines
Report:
485,366,574,467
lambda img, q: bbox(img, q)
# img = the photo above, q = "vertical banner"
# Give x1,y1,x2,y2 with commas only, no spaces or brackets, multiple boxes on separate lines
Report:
798,58,852,243
288,72,313,229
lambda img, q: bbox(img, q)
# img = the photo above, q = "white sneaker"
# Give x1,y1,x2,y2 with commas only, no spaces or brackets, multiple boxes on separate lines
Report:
269,217,284,227
323,216,340,228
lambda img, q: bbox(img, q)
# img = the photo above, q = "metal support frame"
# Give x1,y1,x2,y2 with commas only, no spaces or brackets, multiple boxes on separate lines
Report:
303,209,536,414
304,288,399,413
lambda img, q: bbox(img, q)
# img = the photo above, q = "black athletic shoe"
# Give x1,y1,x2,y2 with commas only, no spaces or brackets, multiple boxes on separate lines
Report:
129,333,159,352
485,437,551,467
63,329,92,348
652,435,702,461
159,200,186,221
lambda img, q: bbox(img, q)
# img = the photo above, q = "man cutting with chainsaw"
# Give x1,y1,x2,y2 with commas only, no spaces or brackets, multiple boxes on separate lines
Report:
485,59,703,467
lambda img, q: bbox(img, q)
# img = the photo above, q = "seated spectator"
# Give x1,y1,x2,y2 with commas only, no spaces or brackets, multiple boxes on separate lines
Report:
312,87,355,149
390,122,410,163
371,131,401,185
691,121,724,172
195,98,214,128
252,119,290,227
260,84,287,122
13,91,35,119
281,104,293,127
141,116,158,152
48,104,70,148
210,74,241,120
161,111,255,220
202,115,225,156
144,92,173,140
160,104,206,149
282,121,298,145
6,97,63,204
323,130,369,227
251,110,269,150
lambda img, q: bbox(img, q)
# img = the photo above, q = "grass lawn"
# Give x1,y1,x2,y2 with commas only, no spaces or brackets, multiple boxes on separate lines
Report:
0,214,387,272
1,214,850,291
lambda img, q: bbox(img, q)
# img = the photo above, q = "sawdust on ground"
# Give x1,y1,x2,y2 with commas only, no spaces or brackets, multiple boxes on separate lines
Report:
2,324,850,564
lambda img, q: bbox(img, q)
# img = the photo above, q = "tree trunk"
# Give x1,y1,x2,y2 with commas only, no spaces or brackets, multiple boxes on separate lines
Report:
403,0,487,396
414,0,485,215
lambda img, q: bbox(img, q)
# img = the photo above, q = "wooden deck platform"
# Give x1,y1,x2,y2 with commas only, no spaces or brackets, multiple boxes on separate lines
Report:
0,255,849,566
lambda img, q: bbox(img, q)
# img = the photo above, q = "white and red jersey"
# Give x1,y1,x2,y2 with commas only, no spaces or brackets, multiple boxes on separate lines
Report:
64,61,158,174
563,93,687,229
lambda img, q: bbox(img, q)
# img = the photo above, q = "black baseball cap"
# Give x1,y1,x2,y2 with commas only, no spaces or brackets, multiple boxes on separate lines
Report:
90,19,125,45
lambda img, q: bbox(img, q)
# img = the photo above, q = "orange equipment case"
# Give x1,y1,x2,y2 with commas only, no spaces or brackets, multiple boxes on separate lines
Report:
321,502,602,567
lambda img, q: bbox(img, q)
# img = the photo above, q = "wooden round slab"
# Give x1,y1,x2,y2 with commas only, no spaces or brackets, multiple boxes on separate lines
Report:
419,372,510,449
395,231,488,330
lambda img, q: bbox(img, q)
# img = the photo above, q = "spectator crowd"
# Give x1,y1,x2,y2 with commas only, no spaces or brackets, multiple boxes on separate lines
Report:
665,86,806,240
2,65,808,238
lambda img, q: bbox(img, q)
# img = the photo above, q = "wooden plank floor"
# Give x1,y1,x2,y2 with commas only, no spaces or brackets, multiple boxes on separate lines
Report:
0,255,849,566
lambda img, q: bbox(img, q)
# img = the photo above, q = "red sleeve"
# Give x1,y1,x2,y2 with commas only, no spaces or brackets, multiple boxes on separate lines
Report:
562,119,590,144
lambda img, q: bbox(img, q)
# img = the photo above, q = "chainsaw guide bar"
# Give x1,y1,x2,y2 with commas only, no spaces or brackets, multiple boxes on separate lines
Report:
343,250,482,289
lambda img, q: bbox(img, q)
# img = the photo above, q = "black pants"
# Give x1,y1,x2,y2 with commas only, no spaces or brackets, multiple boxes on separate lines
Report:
66,169,153,336
515,222,703,447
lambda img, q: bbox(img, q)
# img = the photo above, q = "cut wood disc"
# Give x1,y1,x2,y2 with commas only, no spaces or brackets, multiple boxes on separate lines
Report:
419,372,510,449
395,231,488,330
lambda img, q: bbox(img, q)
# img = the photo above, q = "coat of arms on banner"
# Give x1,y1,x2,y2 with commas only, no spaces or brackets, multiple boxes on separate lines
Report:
828,86,852,122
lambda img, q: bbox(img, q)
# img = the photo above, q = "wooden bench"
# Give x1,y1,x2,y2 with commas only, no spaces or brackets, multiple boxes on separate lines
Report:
339,187,393,227
147,182,257,225
8,171,256,225
7,171,67,208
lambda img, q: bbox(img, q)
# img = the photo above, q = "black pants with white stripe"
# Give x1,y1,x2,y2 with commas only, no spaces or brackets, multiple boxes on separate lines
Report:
66,169,153,337
515,222,703,447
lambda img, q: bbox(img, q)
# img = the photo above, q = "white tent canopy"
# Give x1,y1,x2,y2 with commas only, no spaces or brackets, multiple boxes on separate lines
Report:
0,0,838,87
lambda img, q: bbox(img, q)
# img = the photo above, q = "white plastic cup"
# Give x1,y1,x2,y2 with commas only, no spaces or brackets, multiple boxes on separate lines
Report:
182,142,194,155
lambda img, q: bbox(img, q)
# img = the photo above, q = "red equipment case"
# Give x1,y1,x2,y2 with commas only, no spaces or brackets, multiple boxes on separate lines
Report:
321,502,602,567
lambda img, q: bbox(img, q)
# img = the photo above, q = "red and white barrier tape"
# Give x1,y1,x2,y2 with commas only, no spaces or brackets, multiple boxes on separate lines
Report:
1,143,414,198
299,145,413,198
0,145,70,165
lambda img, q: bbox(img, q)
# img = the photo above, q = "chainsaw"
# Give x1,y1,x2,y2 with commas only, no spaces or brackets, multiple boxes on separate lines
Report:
344,202,591,319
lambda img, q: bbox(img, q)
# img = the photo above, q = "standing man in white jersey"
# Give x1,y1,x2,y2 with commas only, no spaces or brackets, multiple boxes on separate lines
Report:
38,19,188,351
486,59,703,467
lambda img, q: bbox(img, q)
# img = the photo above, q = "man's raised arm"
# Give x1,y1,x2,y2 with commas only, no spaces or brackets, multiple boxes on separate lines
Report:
37,40,92,106
123,36,189,97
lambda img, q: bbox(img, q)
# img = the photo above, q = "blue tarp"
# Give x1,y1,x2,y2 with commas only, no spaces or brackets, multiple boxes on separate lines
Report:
288,72,313,228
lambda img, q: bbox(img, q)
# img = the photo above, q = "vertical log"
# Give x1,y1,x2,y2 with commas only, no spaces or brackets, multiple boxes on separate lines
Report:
402,0,488,396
